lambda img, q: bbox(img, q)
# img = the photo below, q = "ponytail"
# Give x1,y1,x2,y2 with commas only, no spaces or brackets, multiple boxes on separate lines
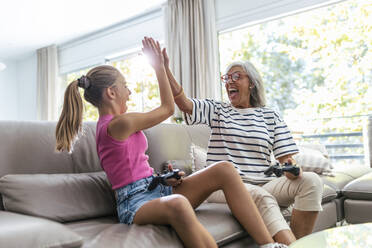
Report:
55,65,120,152
55,81,84,152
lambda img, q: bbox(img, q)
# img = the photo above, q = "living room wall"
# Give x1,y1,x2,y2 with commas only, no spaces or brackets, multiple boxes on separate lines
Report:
2,0,337,121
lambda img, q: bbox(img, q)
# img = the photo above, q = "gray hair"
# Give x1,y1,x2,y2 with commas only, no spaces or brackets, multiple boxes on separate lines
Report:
225,61,266,107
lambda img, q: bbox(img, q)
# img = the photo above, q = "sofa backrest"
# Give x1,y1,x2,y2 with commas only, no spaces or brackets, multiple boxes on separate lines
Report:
0,121,211,209
144,123,210,172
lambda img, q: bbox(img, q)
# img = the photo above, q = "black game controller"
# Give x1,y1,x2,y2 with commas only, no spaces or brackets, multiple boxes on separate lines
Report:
148,169,182,191
264,162,300,177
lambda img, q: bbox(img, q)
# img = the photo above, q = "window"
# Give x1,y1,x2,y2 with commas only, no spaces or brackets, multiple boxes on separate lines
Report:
63,52,167,122
218,0,371,166
108,54,160,114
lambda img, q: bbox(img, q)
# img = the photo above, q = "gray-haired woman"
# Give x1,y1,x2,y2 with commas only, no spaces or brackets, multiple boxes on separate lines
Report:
163,50,323,246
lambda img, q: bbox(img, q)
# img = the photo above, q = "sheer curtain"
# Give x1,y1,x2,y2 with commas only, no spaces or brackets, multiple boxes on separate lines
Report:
36,45,61,121
164,0,220,102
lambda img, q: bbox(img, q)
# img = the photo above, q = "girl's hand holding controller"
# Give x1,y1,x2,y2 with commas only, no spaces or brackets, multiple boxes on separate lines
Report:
166,164,185,187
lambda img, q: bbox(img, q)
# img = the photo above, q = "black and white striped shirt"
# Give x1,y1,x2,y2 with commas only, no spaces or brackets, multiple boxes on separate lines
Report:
184,99,299,184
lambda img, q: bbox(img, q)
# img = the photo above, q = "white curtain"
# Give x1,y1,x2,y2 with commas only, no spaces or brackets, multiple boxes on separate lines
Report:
37,45,60,121
164,0,220,100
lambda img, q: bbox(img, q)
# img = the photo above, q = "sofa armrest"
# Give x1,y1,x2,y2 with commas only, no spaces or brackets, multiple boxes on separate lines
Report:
342,171,372,200
0,211,83,248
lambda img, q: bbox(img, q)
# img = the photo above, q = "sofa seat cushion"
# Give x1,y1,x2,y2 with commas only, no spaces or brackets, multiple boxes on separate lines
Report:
321,172,354,194
0,172,115,222
342,171,372,200
0,211,83,248
66,216,118,244
322,184,338,203
66,203,248,247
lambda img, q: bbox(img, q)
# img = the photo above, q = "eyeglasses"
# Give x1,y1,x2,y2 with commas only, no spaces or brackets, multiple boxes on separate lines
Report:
220,72,248,84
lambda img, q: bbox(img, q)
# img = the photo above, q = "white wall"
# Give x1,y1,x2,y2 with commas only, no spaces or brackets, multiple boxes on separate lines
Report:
0,59,18,120
17,53,37,120
59,8,164,74
215,0,341,32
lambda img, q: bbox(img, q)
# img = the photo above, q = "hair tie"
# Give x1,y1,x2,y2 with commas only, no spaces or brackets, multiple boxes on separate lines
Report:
77,75,91,89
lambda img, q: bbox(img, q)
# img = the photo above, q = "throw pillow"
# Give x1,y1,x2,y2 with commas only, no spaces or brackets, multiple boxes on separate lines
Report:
0,172,115,222
190,144,208,172
293,146,333,175
0,211,83,248
298,143,332,164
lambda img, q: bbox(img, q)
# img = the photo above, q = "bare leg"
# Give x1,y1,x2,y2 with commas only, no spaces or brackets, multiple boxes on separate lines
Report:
133,194,216,248
174,161,275,245
290,209,319,239
273,230,296,245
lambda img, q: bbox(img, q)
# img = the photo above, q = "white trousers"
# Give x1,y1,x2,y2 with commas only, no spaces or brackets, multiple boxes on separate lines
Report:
207,172,324,236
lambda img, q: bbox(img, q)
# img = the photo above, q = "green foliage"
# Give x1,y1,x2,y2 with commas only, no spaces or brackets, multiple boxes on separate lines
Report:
219,0,372,133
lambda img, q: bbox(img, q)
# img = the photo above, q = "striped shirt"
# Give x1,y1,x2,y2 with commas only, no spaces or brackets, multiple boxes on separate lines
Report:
184,99,299,184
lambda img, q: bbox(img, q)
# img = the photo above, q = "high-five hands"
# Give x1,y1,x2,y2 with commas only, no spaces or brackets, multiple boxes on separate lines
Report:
142,37,165,70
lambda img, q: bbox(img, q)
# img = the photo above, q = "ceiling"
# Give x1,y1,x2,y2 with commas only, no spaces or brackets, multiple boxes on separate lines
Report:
0,0,165,61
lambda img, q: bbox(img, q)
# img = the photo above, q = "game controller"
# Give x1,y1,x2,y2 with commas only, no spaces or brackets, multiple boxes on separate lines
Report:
264,162,300,177
147,169,182,191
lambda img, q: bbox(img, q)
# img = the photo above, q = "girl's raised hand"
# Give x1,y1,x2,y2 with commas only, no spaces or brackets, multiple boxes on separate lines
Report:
142,37,164,70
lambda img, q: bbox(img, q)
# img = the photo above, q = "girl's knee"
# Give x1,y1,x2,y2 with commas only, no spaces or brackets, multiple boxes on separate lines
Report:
212,161,238,177
165,194,193,217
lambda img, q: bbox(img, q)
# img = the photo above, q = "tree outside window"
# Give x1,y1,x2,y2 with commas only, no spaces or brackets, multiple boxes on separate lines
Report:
218,0,371,166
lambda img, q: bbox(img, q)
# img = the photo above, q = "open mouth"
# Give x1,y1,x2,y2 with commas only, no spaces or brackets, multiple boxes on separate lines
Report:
228,88,239,99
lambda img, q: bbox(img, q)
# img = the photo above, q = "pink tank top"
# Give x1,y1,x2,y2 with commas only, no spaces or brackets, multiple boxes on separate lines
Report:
96,115,154,189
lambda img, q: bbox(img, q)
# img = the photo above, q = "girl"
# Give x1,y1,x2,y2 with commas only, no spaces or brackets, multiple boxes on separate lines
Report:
55,37,287,248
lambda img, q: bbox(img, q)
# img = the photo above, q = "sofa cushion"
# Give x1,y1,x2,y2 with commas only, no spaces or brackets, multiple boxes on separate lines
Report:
0,172,115,222
342,172,372,200
293,146,333,175
0,211,83,248
191,144,208,172
144,124,193,172
321,172,354,194
298,143,331,160
0,121,73,178
69,122,102,173
333,164,372,179
66,203,248,248
322,184,338,203
344,199,372,224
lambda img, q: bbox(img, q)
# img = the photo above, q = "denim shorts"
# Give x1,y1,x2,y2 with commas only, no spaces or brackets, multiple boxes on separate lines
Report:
115,175,173,225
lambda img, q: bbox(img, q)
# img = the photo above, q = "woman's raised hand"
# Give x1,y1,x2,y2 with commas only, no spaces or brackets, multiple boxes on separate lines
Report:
142,37,164,70
162,47,169,68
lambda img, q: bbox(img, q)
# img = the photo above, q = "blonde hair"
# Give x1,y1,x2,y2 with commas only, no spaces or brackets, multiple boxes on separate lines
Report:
55,65,120,152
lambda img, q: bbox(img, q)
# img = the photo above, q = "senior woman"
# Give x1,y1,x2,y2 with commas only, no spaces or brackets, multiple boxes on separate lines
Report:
162,49,323,246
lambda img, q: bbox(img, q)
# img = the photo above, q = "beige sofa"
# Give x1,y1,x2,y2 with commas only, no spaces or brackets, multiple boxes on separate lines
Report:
0,121,371,248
